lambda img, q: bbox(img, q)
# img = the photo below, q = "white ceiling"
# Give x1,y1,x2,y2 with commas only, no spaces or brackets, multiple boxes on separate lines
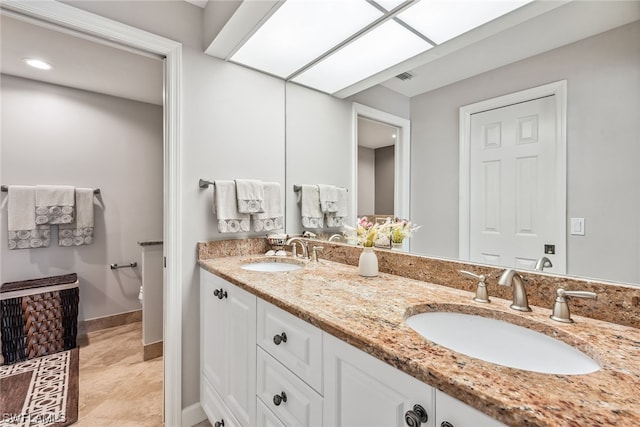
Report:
1,1,638,106
358,117,398,150
0,13,164,106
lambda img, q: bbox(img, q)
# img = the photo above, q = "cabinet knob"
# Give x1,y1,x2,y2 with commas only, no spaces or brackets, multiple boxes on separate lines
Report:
404,404,428,426
273,391,287,406
214,420,224,427
213,288,228,300
441,422,454,427
273,332,288,345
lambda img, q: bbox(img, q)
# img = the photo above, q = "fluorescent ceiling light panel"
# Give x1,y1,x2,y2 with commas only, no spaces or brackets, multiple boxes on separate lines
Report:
397,0,533,44
231,0,383,78
292,20,431,94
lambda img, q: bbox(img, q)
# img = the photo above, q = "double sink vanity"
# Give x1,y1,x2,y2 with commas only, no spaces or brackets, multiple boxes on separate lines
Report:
198,238,640,427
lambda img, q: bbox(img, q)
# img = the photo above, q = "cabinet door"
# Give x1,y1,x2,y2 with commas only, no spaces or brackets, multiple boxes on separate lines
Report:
201,271,228,394
201,375,242,427
201,271,257,427
225,280,257,427
435,390,507,427
324,333,435,427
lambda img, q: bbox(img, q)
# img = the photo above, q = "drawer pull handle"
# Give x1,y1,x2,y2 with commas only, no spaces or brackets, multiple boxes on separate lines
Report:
441,422,454,427
273,332,288,345
213,288,227,300
214,420,224,427
404,404,428,426
273,391,287,406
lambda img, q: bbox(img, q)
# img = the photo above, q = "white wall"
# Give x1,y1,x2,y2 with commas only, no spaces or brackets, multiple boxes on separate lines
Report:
285,83,353,235
0,75,163,322
60,0,286,411
358,147,375,216
410,21,640,285
348,84,411,119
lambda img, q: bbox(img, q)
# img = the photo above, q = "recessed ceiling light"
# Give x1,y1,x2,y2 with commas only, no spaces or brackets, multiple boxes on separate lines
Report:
24,58,53,70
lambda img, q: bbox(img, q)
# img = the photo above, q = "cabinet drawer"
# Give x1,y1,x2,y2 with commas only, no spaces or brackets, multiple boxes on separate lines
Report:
435,390,507,427
201,375,242,427
256,398,286,427
257,347,323,427
257,300,323,393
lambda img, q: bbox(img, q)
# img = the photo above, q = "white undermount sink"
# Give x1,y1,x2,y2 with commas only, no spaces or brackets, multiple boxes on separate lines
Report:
406,312,600,375
241,261,302,272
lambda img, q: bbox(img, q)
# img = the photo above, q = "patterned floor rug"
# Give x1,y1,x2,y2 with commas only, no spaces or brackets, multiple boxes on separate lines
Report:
0,348,78,427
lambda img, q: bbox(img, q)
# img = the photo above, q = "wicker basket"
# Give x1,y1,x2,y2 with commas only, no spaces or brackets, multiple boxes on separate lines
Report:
1,273,79,365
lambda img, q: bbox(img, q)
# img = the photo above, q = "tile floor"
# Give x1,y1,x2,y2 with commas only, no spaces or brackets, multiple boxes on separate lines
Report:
75,322,163,426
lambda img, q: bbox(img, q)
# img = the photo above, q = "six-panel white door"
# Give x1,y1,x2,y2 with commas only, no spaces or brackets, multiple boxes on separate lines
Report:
469,95,565,273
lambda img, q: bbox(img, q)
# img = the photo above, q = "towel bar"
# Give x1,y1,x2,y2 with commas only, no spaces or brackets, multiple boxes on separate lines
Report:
1,185,100,194
110,262,137,270
293,185,348,192
199,179,214,189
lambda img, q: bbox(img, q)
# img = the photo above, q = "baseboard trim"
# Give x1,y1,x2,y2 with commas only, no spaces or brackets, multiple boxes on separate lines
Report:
182,402,206,427
143,341,163,361
77,310,142,346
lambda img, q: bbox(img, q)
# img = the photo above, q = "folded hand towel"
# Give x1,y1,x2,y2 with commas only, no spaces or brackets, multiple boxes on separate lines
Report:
35,185,75,224
7,186,51,250
326,187,348,228
252,182,283,232
297,185,323,229
235,179,265,213
59,188,95,247
214,180,250,233
318,184,338,213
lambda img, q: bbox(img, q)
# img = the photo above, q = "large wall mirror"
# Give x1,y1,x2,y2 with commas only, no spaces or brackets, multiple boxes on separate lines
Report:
284,13,640,287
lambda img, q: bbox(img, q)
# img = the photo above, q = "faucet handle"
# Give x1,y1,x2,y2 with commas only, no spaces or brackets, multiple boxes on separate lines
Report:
550,288,597,323
311,246,324,262
459,270,489,303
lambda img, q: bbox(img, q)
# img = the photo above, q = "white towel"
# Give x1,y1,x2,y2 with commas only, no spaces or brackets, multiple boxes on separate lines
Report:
35,185,75,224
252,182,283,232
297,184,323,229
214,180,250,233
59,188,95,247
326,188,348,228
318,184,338,213
235,179,264,213
7,185,51,250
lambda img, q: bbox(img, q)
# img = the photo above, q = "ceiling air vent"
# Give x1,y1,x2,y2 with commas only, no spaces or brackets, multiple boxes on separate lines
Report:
395,71,413,81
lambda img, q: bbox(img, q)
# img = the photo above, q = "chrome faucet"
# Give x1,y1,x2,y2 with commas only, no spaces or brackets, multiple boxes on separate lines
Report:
286,237,309,259
498,269,531,312
328,234,344,242
534,256,553,271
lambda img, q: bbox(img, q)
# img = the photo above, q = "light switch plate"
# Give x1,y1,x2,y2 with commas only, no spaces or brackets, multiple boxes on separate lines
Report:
570,218,585,235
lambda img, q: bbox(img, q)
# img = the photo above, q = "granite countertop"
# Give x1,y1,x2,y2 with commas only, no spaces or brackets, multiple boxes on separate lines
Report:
198,255,640,427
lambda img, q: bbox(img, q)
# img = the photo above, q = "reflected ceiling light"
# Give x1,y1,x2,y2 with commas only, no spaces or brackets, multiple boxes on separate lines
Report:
24,58,53,70
231,0,383,78
397,0,533,44
292,19,431,94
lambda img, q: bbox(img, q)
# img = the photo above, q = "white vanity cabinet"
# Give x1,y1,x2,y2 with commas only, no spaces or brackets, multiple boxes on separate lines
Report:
435,390,507,427
200,271,257,427
200,269,505,427
323,333,435,427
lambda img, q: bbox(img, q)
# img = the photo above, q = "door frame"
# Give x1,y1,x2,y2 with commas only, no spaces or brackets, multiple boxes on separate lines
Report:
0,1,184,425
458,80,567,271
351,103,410,248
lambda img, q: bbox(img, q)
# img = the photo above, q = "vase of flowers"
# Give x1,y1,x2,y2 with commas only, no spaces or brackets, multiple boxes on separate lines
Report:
351,217,380,277
389,219,421,248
